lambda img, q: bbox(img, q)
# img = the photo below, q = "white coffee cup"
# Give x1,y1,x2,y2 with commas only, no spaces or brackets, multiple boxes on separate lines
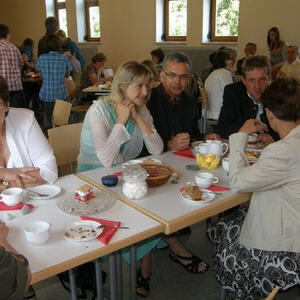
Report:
195,172,219,188
206,140,229,157
222,157,229,172
24,221,50,245
1,188,23,206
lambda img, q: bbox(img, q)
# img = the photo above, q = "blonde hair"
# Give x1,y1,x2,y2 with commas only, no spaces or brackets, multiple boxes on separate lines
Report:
110,61,153,104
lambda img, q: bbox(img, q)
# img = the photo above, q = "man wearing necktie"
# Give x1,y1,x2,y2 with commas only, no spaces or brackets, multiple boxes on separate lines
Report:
207,56,279,143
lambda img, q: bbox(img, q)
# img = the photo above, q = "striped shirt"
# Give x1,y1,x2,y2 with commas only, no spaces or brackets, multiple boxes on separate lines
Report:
0,39,23,91
36,51,72,102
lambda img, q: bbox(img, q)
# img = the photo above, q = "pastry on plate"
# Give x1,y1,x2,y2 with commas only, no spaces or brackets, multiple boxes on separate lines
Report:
183,184,203,201
75,185,95,203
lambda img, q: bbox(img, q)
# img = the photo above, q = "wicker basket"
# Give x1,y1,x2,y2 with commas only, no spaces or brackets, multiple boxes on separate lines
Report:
140,163,173,187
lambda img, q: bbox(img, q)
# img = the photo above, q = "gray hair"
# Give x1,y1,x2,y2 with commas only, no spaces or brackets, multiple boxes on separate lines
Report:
161,51,192,72
287,45,299,54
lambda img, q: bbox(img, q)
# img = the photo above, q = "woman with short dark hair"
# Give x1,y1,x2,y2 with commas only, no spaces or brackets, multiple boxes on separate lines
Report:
208,77,300,299
204,48,237,120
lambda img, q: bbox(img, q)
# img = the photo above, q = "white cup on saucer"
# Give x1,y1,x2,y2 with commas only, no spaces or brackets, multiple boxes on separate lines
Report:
195,172,219,188
1,188,23,206
24,221,50,245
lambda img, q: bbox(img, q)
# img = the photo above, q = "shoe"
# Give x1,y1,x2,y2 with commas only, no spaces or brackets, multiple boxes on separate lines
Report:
24,285,36,299
136,267,150,297
169,251,209,274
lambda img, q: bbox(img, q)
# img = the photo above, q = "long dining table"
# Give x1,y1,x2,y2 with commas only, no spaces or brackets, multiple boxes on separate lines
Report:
77,151,252,234
3,174,164,300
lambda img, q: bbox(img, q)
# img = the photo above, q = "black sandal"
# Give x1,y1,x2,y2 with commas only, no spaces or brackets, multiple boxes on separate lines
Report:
136,268,150,297
169,251,209,274
24,285,36,299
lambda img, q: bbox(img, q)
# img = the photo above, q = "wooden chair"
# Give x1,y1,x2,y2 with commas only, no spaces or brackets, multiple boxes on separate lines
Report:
199,86,208,134
52,99,72,127
48,123,83,175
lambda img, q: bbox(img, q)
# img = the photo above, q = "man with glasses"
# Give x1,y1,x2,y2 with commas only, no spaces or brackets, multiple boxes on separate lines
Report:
147,51,200,151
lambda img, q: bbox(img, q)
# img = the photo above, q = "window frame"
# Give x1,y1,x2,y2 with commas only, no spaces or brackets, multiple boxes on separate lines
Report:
163,0,187,42
54,0,67,30
210,0,238,42
85,0,100,42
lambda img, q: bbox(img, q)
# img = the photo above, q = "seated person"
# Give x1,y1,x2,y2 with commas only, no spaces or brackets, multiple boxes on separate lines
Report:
208,77,300,299
147,52,209,274
141,59,160,88
0,76,58,186
205,48,236,120
19,38,36,72
81,52,112,89
207,56,279,143
236,42,257,76
201,51,217,83
278,45,300,81
147,51,201,152
0,168,34,299
150,48,164,73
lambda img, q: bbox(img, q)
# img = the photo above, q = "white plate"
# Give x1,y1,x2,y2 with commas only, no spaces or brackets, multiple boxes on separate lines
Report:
26,185,61,200
64,220,103,242
181,183,216,204
122,158,162,168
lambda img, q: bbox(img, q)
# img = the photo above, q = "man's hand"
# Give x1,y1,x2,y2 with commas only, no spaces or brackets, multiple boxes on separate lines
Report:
205,133,222,141
167,133,190,150
239,119,267,135
258,133,274,145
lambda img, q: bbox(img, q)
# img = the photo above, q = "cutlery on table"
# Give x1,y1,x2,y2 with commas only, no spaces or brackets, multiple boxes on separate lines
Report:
97,225,130,229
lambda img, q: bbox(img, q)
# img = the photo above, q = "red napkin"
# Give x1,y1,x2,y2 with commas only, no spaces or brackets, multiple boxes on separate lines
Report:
207,185,231,192
80,216,121,245
0,202,34,211
113,172,123,177
173,149,195,159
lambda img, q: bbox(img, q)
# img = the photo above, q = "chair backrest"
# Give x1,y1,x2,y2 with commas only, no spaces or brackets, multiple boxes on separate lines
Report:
52,99,72,127
199,85,208,134
48,123,83,170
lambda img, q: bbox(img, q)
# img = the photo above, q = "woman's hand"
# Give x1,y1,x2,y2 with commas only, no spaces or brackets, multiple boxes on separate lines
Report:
115,100,134,125
0,167,39,189
239,119,267,135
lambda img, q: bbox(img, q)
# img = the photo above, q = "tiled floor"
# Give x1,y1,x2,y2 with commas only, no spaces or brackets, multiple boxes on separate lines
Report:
33,221,299,300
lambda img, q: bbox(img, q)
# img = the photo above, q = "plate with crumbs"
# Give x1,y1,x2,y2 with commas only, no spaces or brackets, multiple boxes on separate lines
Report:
180,182,216,204
64,220,103,242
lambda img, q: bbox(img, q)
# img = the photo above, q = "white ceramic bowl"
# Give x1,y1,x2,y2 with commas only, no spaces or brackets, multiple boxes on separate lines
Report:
24,221,50,245
222,157,229,172
1,188,23,206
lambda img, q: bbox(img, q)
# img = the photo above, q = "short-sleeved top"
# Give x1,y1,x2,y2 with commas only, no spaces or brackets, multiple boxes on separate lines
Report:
0,39,23,92
81,64,98,89
36,51,72,102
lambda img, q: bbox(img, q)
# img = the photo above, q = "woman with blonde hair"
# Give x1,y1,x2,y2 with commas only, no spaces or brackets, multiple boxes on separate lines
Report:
77,61,163,296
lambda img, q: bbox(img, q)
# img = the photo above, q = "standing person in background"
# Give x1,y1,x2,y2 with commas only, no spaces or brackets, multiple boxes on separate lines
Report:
20,38,36,72
236,42,257,75
56,29,86,69
267,27,287,79
37,34,72,130
0,24,25,108
205,48,236,121
38,17,58,57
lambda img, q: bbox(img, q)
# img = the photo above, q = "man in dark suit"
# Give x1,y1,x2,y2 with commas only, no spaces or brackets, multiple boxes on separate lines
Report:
147,51,200,151
207,55,278,143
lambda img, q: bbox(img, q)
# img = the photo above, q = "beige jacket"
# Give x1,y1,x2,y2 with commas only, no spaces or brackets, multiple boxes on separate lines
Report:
229,126,300,252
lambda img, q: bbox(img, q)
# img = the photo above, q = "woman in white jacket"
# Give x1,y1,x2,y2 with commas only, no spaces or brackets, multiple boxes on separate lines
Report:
0,76,57,187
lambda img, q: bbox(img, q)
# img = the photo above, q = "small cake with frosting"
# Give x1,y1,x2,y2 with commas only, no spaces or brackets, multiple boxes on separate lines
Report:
75,185,95,203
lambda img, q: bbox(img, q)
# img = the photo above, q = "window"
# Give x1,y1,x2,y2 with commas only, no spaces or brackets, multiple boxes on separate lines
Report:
85,0,100,41
210,0,240,42
164,0,187,41
54,0,68,35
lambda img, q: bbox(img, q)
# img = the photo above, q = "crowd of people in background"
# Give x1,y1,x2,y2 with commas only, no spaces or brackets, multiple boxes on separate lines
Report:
1,16,300,299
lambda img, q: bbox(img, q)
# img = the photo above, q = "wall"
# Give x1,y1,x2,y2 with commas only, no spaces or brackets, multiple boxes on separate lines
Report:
0,0,300,71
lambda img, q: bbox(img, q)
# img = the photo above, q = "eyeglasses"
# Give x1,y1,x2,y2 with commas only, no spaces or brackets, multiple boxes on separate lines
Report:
164,71,190,82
